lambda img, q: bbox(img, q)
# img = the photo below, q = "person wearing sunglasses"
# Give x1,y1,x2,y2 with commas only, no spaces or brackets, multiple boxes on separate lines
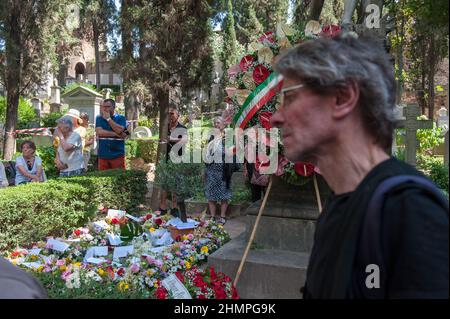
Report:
270,33,448,299
15,141,45,185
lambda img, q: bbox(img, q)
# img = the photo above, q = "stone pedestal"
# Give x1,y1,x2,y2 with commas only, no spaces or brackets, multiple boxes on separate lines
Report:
208,175,330,298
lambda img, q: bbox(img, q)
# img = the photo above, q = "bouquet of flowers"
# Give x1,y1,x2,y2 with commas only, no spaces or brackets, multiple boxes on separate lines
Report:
154,267,239,299
224,21,342,185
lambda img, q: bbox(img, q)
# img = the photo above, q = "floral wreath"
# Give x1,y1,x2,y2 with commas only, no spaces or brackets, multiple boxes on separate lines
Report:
223,21,342,185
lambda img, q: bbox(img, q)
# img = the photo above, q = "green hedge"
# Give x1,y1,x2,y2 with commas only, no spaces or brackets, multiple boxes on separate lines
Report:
0,169,147,253
125,140,158,163
0,181,92,253
57,169,148,213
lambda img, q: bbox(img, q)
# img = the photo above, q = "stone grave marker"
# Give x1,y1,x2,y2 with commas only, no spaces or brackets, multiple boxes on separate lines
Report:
396,104,433,167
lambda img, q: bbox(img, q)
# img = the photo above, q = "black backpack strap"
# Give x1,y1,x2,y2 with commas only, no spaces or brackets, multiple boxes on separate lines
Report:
357,175,449,299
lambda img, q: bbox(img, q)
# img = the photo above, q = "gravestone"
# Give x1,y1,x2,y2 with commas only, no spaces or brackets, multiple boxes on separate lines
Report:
396,104,433,167
437,106,449,130
208,175,330,298
61,85,103,126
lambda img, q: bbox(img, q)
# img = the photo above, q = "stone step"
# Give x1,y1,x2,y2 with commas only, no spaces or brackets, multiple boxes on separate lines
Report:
208,235,309,299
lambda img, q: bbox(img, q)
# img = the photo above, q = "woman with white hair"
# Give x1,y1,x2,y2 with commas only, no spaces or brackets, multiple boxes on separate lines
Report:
204,116,235,225
54,116,84,177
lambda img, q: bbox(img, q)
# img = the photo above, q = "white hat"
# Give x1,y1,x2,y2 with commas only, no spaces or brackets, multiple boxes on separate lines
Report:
65,109,82,121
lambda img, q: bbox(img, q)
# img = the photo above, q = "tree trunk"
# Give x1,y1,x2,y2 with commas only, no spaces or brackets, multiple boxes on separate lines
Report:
295,0,311,25
308,0,325,21
427,35,436,120
395,13,406,104
121,0,136,127
150,89,170,209
93,19,101,90
2,7,21,160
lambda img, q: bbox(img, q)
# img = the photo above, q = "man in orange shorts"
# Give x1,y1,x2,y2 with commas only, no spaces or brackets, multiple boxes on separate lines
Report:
95,99,128,170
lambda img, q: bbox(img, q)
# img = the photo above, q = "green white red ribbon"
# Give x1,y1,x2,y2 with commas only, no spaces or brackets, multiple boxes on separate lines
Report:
233,72,283,129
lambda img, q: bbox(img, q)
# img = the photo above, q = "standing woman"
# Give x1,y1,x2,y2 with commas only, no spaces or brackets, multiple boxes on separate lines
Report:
204,117,233,225
54,116,84,177
15,141,45,185
80,112,95,171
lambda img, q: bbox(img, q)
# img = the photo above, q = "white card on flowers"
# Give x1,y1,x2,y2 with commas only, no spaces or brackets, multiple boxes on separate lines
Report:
154,232,173,246
22,262,42,269
167,218,199,229
107,233,123,246
86,257,107,265
107,209,126,219
84,246,109,262
93,220,110,230
28,248,41,255
162,274,192,299
113,245,134,261
46,238,70,252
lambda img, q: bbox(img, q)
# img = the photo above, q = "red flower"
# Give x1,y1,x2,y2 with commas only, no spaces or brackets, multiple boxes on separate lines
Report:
209,267,217,281
258,31,275,44
252,64,270,85
106,266,115,280
100,207,108,214
117,267,125,277
214,286,227,299
11,251,20,258
73,229,81,236
258,111,273,130
293,162,315,176
155,287,167,299
111,218,119,225
198,294,206,299
175,271,184,283
175,235,182,242
145,214,152,220
239,55,254,72
321,25,342,38
154,218,163,226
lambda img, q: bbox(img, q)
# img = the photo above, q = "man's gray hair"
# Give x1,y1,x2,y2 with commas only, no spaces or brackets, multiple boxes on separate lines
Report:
56,116,73,130
275,33,396,149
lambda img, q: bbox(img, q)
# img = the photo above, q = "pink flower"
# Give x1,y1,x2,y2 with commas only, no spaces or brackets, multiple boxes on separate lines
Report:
275,156,289,176
239,55,254,72
56,259,65,266
258,31,275,44
61,270,72,281
227,64,241,77
130,264,140,273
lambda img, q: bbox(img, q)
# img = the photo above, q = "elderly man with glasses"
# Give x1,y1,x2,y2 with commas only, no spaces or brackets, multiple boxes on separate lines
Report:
270,33,448,299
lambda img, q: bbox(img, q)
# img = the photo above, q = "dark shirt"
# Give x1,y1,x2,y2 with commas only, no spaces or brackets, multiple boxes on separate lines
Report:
95,114,126,159
0,256,47,298
166,122,188,160
305,157,449,299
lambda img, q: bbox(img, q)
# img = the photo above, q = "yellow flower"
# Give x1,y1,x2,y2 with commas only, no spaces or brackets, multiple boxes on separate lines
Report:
11,260,17,266
189,256,194,263
153,281,159,288
59,265,67,271
118,281,129,292
185,261,191,270
37,266,44,272
146,269,154,276
182,235,188,241
149,227,155,233
98,269,105,276
201,246,209,254
74,262,81,268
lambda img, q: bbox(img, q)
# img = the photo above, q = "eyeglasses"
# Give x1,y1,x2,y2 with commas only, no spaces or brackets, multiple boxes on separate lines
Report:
280,83,305,107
